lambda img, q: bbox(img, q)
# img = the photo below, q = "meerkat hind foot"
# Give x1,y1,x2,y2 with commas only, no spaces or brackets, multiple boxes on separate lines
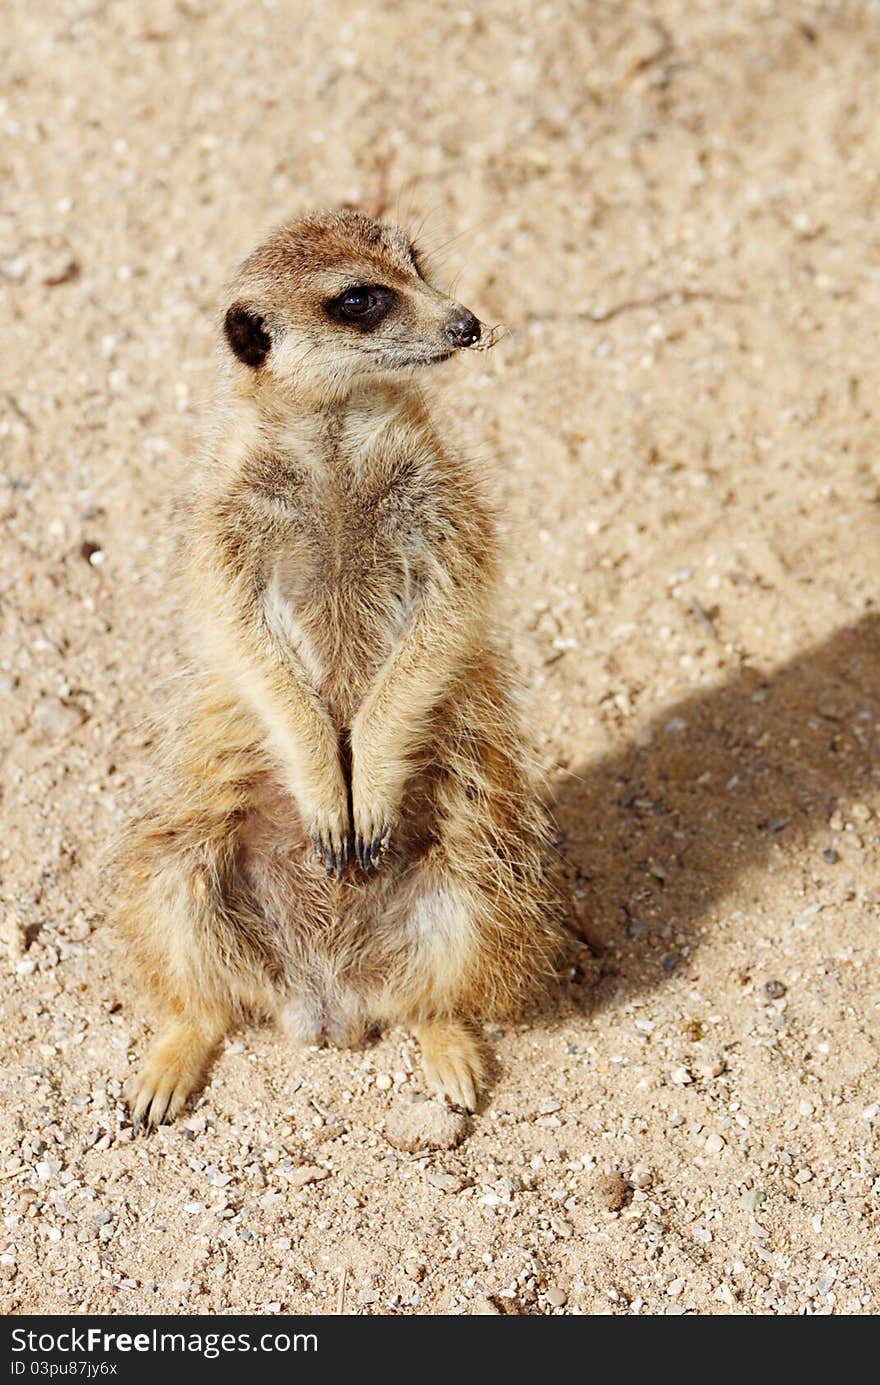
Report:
127,1016,225,1132
415,1020,485,1112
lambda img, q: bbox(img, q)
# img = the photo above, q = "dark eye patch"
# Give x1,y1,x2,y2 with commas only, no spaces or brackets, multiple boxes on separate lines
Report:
224,303,271,367
324,285,396,332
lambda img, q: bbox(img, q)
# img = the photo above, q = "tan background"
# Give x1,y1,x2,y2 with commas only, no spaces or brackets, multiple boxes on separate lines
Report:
1,0,879,1314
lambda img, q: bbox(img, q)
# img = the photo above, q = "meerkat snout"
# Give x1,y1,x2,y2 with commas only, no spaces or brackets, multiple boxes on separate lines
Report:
443,305,481,349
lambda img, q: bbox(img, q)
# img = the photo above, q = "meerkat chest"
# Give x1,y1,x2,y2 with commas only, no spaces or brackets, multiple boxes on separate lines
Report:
262,471,432,701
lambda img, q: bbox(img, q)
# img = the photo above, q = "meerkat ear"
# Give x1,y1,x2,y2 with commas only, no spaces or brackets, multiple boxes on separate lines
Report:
223,303,272,368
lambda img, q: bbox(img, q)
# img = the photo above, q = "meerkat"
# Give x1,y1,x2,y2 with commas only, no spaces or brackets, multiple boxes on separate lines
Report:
115,208,562,1129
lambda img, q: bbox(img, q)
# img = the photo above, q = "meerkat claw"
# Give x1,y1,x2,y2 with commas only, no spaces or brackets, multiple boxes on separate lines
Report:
314,831,349,879
354,826,389,875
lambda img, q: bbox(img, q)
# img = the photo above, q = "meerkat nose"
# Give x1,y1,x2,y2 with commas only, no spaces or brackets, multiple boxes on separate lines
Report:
444,307,481,349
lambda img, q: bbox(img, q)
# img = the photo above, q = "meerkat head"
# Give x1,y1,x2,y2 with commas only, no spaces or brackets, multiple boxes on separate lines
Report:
221,209,483,402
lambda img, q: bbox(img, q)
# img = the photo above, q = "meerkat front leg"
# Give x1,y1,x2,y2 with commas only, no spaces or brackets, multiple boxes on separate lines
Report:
202,557,350,876
233,636,350,876
350,588,483,871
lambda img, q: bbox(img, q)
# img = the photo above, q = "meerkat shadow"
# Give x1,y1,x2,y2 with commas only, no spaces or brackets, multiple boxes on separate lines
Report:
547,613,880,1015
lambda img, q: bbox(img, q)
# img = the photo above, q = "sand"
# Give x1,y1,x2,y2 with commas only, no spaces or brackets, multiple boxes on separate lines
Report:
1,0,878,1315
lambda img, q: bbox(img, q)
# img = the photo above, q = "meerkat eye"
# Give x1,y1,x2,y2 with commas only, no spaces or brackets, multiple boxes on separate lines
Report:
340,290,373,316
325,285,395,331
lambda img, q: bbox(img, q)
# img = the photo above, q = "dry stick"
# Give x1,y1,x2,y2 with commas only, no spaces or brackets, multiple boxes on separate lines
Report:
569,895,606,957
470,323,509,353
528,289,742,326
690,596,719,640
337,1266,348,1315
4,393,34,429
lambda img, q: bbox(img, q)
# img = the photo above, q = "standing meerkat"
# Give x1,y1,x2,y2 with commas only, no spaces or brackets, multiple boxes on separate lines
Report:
116,208,562,1129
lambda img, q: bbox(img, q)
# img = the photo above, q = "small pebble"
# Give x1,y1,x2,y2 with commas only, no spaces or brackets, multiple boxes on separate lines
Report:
592,1171,631,1212
425,1172,465,1194
385,1101,468,1153
42,255,80,287
1,914,26,963
546,1286,567,1308
696,1059,726,1079
472,1296,500,1314
739,1189,767,1212
31,696,87,739
705,1133,726,1155
538,1099,562,1115
763,979,787,1000
287,1165,330,1190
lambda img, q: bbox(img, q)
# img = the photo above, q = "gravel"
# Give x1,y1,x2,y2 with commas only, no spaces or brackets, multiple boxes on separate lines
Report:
2,0,878,1319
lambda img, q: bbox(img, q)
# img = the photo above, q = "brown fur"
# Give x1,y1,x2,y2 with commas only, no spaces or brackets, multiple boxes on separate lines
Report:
115,208,563,1127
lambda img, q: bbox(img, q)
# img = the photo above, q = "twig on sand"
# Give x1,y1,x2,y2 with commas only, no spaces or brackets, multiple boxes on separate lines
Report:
528,288,741,327
569,894,606,957
689,596,719,639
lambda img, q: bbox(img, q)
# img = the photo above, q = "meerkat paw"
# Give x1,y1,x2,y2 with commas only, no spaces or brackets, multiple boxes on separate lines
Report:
126,1017,224,1133
353,820,391,875
308,799,351,880
127,1063,196,1133
350,734,400,875
415,1020,485,1112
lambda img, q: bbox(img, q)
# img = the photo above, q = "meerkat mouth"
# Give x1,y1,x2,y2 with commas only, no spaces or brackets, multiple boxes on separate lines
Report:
374,348,457,371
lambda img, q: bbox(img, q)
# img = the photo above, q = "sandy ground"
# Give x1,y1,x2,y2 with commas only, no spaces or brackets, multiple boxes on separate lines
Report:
2,0,879,1316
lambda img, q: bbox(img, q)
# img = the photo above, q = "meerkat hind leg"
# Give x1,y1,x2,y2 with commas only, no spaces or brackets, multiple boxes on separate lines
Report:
415,1019,485,1112
127,1012,228,1132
